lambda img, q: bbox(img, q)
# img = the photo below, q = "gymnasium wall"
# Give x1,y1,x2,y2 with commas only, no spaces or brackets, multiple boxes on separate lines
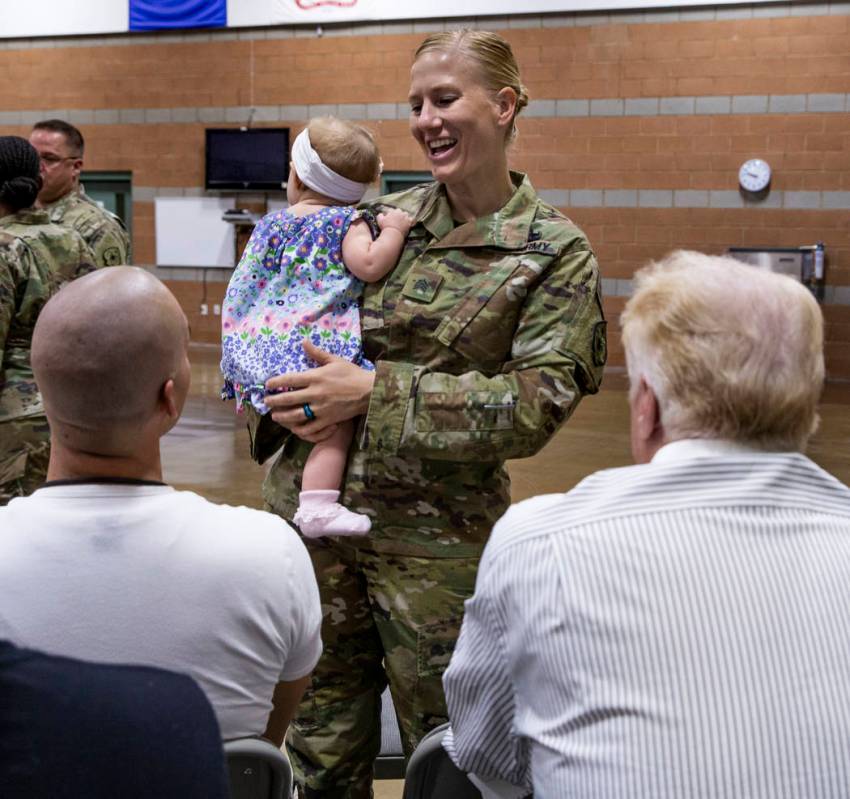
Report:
1,1,848,377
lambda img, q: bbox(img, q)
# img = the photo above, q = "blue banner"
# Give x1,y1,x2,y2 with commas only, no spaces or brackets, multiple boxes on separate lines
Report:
129,0,226,31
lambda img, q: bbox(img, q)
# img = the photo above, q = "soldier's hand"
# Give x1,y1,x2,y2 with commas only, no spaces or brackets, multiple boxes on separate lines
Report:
264,340,375,442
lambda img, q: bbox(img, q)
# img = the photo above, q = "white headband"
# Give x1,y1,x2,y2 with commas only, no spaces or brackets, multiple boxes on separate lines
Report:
290,128,369,204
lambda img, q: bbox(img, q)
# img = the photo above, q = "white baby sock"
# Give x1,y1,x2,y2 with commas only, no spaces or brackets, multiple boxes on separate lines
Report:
293,490,372,538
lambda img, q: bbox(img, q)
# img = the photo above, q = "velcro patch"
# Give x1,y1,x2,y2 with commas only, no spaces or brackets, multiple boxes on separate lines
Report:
592,321,608,367
402,269,443,303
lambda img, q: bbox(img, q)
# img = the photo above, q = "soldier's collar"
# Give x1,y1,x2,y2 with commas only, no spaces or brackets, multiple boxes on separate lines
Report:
40,191,76,213
0,208,50,226
418,171,536,251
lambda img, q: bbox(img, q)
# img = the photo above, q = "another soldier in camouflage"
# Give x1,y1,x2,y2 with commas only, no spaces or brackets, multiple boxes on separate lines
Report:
255,31,607,798
30,119,130,267
0,136,96,504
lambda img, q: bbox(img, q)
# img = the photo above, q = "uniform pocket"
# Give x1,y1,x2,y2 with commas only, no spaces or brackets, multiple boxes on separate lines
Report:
433,256,523,351
434,253,552,369
416,618,463,678
413,389,515,432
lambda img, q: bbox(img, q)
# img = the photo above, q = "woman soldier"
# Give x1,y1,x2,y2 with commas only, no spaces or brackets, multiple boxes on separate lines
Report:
254,30,607,797
0,136,95,504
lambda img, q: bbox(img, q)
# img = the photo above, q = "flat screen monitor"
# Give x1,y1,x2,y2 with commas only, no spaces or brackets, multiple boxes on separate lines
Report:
205,127,289,192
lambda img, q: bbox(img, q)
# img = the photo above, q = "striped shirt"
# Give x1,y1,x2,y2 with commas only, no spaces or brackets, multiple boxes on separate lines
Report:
443,440,850,799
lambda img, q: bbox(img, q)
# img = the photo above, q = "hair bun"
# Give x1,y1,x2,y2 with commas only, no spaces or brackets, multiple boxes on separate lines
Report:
0,135,42,210
0,175,42,210
516,83,530,114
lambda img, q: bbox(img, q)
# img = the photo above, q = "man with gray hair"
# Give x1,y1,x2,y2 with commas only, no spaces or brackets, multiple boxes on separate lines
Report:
0,267,322,746
442,251,850,798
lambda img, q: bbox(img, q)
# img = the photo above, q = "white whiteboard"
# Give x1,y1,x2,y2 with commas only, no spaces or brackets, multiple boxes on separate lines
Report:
155,197,235,268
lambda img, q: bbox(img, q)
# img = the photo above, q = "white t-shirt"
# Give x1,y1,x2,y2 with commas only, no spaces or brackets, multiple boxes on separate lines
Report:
0,483,323,740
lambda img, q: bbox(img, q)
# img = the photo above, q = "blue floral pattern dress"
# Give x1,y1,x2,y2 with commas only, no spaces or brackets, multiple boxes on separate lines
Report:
221,205,375,414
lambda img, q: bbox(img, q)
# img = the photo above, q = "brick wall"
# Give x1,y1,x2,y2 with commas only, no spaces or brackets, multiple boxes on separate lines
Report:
1,3,848,376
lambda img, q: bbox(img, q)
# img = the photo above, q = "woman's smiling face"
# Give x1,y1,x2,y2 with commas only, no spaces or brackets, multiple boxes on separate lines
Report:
408,49,513,194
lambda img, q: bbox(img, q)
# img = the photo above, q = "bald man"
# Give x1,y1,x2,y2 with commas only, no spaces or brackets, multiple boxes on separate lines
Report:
0,268,322,746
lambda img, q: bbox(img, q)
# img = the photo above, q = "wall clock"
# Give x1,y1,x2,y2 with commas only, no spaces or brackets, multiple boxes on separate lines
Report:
738,158,771,194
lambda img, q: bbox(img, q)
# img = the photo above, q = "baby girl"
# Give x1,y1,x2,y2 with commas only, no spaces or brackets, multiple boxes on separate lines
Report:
221,117,411,536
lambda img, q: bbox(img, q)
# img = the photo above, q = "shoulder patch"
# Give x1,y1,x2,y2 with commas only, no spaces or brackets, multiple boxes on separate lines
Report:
592,320,608,367
102,246,123,266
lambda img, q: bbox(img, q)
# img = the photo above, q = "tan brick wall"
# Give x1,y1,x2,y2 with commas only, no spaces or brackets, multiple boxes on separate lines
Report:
165,279,228,344
1,17,848,111
172,276,849,382
2,9,848,375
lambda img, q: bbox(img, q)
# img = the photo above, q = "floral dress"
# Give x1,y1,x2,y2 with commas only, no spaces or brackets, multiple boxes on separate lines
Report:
221,205,375,414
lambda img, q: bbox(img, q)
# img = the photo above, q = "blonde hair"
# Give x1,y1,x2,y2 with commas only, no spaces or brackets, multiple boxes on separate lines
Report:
621,250,824,451
414,29,529,141
306,117,381,185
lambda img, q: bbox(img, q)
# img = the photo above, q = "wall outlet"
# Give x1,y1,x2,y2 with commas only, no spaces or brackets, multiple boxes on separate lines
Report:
200,303,208,316
213,303,221,316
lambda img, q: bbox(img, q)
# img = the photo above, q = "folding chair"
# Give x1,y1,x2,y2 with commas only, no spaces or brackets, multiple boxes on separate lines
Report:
402,722,482,799
376,686,406,779
224,737,293,799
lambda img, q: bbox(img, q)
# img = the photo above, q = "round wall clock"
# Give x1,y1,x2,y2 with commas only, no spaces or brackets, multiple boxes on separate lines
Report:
738,158,772,194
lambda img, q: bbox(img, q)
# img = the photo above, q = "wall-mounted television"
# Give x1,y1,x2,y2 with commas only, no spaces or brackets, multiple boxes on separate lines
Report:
205,127,289,192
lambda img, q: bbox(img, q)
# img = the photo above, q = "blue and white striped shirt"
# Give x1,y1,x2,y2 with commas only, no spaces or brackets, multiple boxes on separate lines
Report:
443,440,850,798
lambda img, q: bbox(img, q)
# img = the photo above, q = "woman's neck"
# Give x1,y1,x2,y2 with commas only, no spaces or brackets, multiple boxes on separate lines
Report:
445,168,515,223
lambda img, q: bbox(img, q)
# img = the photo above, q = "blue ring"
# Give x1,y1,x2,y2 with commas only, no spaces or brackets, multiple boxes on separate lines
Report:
302,403,315,421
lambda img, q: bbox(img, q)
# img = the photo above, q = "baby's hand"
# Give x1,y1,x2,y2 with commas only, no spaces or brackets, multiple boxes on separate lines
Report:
377,209,414,236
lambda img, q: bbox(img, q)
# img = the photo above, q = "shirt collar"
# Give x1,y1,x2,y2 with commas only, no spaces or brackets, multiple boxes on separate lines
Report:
417,171,537,250
652,438,776,465
0,208,51,227
42,476,167,488
40,188,80,216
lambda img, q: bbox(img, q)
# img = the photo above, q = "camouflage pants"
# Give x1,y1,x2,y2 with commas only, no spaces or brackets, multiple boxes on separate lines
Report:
287,537,479,799
0,415,50,506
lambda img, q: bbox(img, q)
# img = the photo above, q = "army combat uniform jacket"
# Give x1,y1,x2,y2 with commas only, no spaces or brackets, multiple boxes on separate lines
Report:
42,189,130,267
0,211,96,500
253,173,607,558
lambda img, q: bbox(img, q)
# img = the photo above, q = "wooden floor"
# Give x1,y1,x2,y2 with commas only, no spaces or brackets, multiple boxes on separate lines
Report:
164,345,850,509
162,346,850,799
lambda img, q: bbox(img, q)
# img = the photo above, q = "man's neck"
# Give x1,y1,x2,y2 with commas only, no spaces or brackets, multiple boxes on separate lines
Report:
36,186,78,209
46,445,165,484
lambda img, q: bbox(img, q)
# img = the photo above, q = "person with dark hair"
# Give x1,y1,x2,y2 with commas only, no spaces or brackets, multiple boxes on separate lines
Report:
29,119,130,267
0,640,230,799
0,135,95,504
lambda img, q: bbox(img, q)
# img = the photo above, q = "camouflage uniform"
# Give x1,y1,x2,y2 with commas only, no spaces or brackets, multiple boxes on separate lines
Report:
248,173,607,797
41,188,130,267
0,210,96,504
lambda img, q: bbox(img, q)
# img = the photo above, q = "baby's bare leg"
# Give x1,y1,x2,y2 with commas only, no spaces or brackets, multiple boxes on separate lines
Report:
302,420,354,491
295,419,371,537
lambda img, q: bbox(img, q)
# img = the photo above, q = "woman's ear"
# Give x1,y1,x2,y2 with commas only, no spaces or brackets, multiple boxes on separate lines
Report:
495,86,518,128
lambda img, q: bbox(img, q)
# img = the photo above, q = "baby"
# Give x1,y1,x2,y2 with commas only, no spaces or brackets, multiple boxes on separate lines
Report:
221,117,411,537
